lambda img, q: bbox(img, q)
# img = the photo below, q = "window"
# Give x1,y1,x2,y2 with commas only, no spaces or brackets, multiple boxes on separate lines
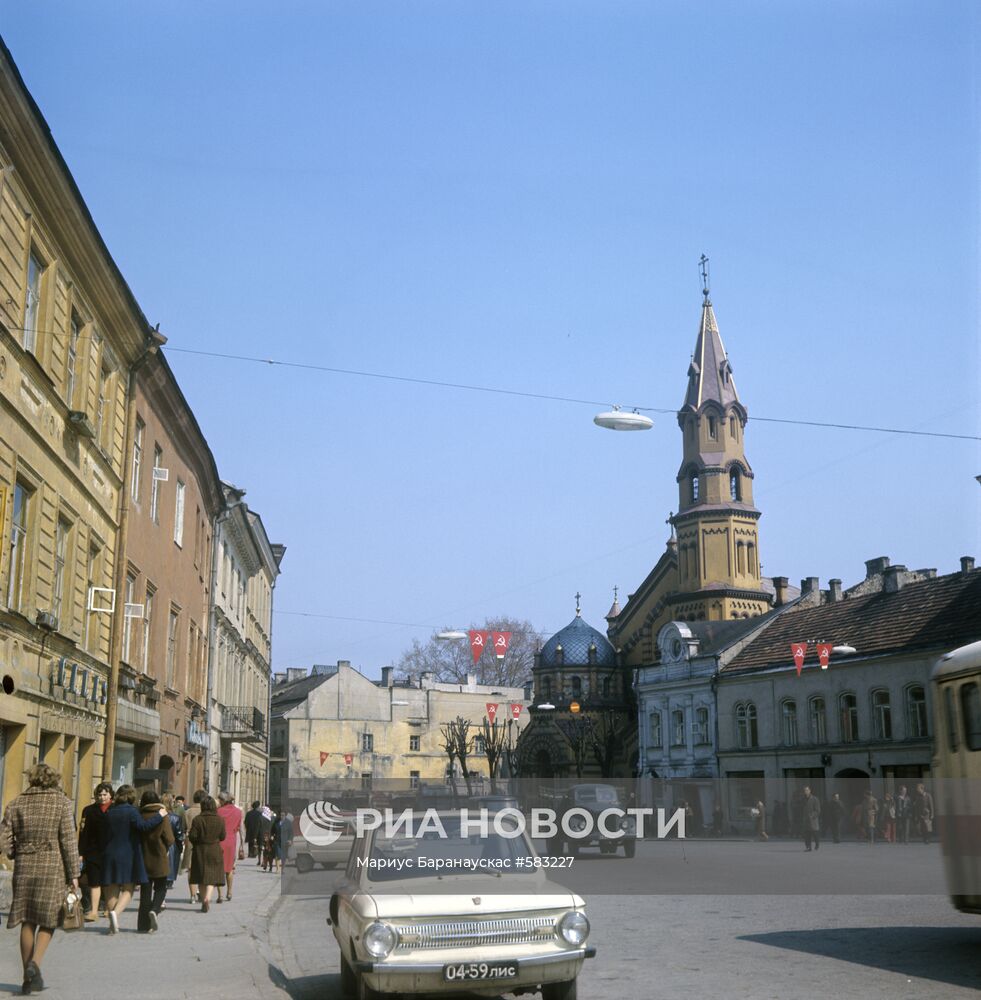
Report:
84,542,101,652
839,693,858,743
730,470,741,501
66,314,81,406
142,585,155,673
96,357,113,450
571,676,582,698
361,772,373,790
781,700,798,746
121,572,137,663
961,683,981,752
809,697,827,744
24,249,43,353
409,735,420,752
473,734,486,755
871,689,892,740
906,686,928,738
173,480,186,546
735,703,758,748
729,415,737,438
708,415,717,439
694,706,710,745
131,418,144,502
671,709,685,747
691,475,700,502
540,677,552,700
362,733,374,753
409,770,420,789
166,608,179,688
649,711,662,748
6,482,33,612
150,446,163,524
52,516,71,625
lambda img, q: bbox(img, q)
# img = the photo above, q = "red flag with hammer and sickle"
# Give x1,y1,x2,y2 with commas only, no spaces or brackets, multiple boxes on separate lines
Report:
319,751,330,766
817,643,833,669
510,702,523,721
486,702,499,723
492,631,512,660
343,753,353,766
791,642,808,676
469,630,490,664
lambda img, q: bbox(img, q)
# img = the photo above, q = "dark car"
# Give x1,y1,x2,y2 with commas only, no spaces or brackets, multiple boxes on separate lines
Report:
549,783,637,858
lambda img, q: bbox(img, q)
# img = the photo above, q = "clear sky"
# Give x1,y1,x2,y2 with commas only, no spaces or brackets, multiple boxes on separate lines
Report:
4,1,978,676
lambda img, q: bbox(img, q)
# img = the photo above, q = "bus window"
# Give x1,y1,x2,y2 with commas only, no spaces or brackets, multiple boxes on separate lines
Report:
961,683,981,751
944,685,959,752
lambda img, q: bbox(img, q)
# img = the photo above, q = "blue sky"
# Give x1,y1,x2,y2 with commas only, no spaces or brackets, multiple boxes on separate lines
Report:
4,1,978,674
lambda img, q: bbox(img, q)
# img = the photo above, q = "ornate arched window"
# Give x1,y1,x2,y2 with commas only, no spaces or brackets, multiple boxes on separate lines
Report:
694,706,710,745
736,703,758,748
730,469,741,501
691,474,700,503
671,708,685,746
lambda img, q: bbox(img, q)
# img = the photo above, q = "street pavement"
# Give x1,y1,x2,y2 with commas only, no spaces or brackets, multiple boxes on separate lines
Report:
0,842,977,999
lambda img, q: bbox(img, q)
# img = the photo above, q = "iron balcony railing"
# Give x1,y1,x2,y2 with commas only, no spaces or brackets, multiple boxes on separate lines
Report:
220,705,266,742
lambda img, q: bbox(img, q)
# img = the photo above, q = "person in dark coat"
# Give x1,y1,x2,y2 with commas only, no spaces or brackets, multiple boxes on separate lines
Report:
163,793,184,887
188,796,225,912
828,793,845,844
77,781,113,920
99,784,166,934
0,764,81,996
137,791,175,933
802,786,821,851
181,789,205,903
244,801,263,860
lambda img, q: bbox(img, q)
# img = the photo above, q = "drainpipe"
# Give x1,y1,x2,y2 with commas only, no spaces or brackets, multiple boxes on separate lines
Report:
264,571,277,804
204,505,232,793
102,326,166,783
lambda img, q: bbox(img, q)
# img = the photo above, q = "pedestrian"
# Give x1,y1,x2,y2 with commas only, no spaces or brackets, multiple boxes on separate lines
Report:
895,785,912,844
180,789,205,903
828,793,845,844
270,810,286,874
188,796,225,912
862,789,879,846
259,805,273,868
100,784,167,934
802,786,821,851
712,802,723,837
0,764,81,996
244,800,263,860
912,783,934,844
137,790,174,933
162,793,184,888
754,800,768,841
216,792,244,902
77,782,113,921
880,792,896,843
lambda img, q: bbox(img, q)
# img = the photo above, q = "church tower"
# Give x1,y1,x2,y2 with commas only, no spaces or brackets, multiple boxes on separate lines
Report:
669,261,771,621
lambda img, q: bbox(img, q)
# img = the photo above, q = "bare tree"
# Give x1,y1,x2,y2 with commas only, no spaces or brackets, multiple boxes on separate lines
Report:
396,616,539,688
439,716,475,796
479,718,511,793
557,714,594,779
589,709,629,778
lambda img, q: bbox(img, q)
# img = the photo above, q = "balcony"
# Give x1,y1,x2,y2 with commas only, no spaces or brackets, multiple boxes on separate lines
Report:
219,706,266,743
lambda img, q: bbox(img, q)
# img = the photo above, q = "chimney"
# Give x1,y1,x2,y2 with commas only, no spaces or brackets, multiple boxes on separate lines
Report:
273,672,287,686
337,659,351,670
772,576,789,607
865,556,890,579
828,579,843,603
801,577,819,595
381,666,394,688
961,556,976,573
883,565,908,593
420,671,434,689
286,667,307,683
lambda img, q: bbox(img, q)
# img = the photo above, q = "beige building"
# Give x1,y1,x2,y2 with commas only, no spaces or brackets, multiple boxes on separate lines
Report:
270,662,529,808
0,40,156,821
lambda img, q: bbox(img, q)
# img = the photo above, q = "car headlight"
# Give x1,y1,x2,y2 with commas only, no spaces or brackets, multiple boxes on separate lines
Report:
557,910,590,946
621,815,636,833
568,814,587,832
363,921,397,959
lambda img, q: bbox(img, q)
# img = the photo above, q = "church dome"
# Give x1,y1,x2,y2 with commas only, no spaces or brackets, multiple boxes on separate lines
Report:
539,614,617,667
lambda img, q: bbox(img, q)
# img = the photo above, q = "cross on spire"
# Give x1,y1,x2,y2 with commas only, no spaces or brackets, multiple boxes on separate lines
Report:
666,511,676,540
575,591,582,616
699,254,710,299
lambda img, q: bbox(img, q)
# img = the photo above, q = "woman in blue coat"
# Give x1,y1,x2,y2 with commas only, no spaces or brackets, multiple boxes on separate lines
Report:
99,784,165,934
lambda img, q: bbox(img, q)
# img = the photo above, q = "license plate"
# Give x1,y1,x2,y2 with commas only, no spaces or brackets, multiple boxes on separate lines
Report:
442,962,519,982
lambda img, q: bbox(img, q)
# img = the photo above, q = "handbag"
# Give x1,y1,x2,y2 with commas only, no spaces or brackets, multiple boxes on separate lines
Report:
58,888,84,932
237,844,245,861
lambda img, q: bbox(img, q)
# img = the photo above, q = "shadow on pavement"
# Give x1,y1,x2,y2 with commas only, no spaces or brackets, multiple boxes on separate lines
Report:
268,963,342,1000
740,926,981,990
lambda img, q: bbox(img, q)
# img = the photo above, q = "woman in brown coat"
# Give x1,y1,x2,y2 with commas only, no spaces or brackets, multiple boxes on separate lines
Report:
137,790,174,933
0,764,80,995
188,795,225,912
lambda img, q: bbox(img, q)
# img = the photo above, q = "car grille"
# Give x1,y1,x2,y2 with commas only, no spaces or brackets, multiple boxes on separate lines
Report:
393,915,557,950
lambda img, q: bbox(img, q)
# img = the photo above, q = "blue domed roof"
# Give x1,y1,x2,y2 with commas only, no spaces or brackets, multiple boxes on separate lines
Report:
539,615,617,667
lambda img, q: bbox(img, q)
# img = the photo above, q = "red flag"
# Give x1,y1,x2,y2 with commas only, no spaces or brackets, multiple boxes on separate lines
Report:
319,751,330,766
510,702,523,721
469,630,490,664
492,631,512,660
486,702,499,723
817,643,833,669
343,753,353,766
791,642,808,676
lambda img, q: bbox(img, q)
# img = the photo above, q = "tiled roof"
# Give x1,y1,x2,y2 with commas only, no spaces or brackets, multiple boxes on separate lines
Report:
724,570,981,674
271,673,332,714
540,615,617,667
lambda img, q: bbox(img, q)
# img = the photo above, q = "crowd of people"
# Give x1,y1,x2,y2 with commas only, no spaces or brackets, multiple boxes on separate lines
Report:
0,764,293,995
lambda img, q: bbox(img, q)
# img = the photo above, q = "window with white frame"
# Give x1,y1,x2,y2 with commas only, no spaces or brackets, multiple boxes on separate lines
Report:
24,249,43,353
150,446,163,524
473,734,486,755
131,418,144,502
121,572,137,663
781,700,798,746
362,732,374,753
735,702,758,748
66,313,81,406
173,480,185,546
409,735,420,751
6,481,33,612
671,708,685,747
649,711,662,748
142,584,155,673
693,706,710,745
166,607,179,688
84,542,101,653
839,692,859,743
872,689,892,740
809,696,827,744
906,686,928,739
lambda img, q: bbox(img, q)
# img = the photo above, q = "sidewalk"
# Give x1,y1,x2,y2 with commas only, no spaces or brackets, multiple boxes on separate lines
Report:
0,864,288,999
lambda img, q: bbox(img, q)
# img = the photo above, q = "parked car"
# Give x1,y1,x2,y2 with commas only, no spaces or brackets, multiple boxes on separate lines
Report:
548,783,636,858
328,810,595,999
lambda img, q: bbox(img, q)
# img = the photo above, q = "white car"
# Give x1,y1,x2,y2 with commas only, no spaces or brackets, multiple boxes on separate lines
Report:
328,811,595,999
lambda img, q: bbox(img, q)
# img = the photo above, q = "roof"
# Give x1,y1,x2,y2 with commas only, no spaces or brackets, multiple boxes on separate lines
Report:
724,569,981,674
684,608,789,658
681,297,741,413
539,614,617,667
271,672,333,715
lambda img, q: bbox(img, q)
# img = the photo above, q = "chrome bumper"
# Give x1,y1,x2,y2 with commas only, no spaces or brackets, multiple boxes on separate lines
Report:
354,945,596,974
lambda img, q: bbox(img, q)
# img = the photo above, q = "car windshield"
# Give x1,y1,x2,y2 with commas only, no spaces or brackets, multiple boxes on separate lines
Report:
365,814,536,882
575,785,619,805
